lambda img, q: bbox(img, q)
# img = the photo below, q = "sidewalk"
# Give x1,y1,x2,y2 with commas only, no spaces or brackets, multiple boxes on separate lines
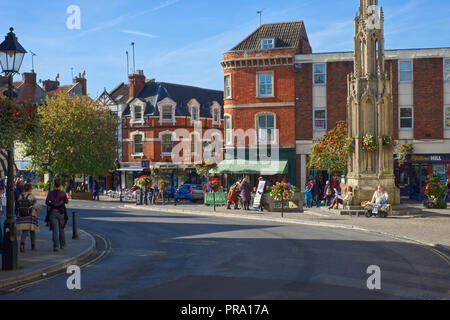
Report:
0,223,95,288
122,201,450,255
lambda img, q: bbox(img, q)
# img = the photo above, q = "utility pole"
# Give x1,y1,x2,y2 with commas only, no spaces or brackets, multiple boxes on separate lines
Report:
131,42,135,74
257,9,265,26
126,51,129,76
30,50,36,72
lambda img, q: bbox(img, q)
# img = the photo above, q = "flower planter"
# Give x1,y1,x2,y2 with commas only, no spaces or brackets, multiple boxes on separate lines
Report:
261,192,304,212
71,191,94,200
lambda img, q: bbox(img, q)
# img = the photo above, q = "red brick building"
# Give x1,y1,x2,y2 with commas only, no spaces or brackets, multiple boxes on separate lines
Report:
221,21,450,198
220,21,312,186
102,70,224,190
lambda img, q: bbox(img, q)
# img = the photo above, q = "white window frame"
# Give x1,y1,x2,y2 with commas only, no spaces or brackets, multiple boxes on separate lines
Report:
261,38,275,49
313,108,327,131
399,60,413,83
444,59,450,82
133,134,143,154
131,102,145,124
445,105,450,129
191,106,198,122
399,106,414,130
162,105,173,122
256,112,276,145
224,74,232,99
257,71,274,98
224,114,232,146
313,63,327,86
161,133,173,155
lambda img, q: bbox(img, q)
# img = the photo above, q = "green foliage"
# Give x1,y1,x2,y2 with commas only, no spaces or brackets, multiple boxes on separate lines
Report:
308,121,350,174
195,161,218,179
361,133,378,152
134,175,152,190
23,93,119,177
270,180,295,201
158,178,170,190
398,142,414,165
424,174,447,207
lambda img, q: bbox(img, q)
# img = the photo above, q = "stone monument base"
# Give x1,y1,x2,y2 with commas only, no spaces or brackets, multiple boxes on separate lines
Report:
346,174,401,206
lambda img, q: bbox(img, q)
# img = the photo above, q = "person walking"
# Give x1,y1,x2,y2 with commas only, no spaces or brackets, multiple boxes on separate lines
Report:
310,179,320,207
240,178,251,211
45,178,69,252
93,180,100,201
304,185,312,208
16,183,43,253
227,182,240,210
324,181,333,207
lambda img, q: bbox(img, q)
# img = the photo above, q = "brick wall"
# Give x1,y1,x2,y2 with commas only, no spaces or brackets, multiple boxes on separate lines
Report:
413,58,444,139
294,63,313,140
326,61,353,129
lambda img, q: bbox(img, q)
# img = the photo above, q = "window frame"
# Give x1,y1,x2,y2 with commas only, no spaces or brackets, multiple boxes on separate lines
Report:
313,63,327,86
445,105,450,129
399,60,413,83
256,71,274,98
191,105,198,122
162,105,173,122
132,105,144,123
224,115,232,146
399,106,414,130
133,134,143,155
257,113,276,144
161,134,173,155
224,74,232,99
261,38,275,49
313,108,327,131
444,59,450,82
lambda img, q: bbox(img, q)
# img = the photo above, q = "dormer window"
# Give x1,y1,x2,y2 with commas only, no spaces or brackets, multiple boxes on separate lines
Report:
132,104,144,123
162,105,173,122
261,38,275,49
213,108,218,123
191,106,198,122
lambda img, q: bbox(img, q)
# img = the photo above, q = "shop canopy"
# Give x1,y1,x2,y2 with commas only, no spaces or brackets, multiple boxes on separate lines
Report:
214,160,288,175
117,166,145,172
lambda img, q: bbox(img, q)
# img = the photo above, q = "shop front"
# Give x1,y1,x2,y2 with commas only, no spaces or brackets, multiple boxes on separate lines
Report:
395,154,450,201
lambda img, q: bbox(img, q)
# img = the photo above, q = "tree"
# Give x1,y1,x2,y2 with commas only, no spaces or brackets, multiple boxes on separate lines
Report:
23,93,118,178
307,121,351,174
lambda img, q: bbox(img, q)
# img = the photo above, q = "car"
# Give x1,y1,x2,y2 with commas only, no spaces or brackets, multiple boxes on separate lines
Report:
175,184,204,202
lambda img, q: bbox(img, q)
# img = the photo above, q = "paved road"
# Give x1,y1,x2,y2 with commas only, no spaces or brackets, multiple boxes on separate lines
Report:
2,200,449,300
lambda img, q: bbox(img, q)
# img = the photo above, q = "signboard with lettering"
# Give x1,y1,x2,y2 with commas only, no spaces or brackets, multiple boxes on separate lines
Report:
253,181,266,209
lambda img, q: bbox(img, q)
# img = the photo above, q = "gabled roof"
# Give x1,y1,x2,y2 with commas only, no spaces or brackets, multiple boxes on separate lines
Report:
122,82,224,118
46,83,79,96
109,82,130,104
229,21,306,52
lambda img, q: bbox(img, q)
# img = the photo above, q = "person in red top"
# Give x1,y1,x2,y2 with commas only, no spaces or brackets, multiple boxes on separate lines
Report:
45,178,69,252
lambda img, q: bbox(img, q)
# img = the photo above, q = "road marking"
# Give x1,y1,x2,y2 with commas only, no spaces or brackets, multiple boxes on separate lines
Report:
7,231,111,293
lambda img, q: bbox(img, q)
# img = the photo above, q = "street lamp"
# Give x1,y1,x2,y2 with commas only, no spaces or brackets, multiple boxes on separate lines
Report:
1,27,27,271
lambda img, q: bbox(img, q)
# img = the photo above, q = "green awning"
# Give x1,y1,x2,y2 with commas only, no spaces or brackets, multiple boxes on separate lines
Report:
214,160,288,175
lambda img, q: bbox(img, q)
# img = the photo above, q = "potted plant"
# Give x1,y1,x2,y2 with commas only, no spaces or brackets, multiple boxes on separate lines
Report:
158,178,171,205
134,175,152,205
398,142,414,165
208,177,222,212
361,133,378,152
270,180,294,217
423,174,447,209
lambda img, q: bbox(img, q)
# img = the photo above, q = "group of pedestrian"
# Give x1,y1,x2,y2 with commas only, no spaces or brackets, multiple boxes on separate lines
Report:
2,177,70,253
226,178,252,211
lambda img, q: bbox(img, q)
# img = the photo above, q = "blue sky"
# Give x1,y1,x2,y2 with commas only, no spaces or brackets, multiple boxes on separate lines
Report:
1,0,449,97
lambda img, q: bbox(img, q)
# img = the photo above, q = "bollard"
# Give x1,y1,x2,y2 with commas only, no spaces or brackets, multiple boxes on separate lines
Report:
72,212,79,240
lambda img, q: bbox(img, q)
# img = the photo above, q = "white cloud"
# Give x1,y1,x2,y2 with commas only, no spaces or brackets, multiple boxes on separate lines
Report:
122,30,158,38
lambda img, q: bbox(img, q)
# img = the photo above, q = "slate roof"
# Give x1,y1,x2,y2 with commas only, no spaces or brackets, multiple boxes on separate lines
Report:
230,21,306,52
122,82,223,119
108,82,130,104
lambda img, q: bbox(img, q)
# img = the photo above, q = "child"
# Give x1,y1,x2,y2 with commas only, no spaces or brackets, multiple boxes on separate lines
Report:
304,185,312,208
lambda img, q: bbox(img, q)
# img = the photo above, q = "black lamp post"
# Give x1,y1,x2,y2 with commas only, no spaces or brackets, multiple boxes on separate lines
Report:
0,27,27,271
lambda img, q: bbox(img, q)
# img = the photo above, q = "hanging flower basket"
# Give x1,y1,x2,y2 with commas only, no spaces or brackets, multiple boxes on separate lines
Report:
398,142,414,165
382,135,393,146
361,133,378,152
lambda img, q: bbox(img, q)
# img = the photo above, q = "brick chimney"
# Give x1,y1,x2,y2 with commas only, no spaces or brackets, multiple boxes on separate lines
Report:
20,71,37,104
74,72,87,96
129,70,146,99
43,79,60,92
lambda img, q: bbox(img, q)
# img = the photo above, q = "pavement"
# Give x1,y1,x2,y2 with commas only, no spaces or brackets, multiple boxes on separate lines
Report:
121,198,450,256
0,210,96,289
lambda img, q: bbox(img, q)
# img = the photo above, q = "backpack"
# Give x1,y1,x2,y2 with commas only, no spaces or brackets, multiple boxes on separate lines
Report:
17,193,33,218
